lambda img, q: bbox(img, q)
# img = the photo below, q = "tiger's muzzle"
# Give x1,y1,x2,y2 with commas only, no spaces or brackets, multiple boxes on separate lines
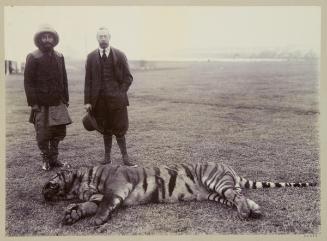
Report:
42,182,62,201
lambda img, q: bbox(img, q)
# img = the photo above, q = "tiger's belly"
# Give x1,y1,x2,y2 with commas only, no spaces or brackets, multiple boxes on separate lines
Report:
122,175,209,206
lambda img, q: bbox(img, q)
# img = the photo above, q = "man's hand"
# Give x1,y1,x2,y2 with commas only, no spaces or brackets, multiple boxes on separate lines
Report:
31,105,40,112
84,104,92,112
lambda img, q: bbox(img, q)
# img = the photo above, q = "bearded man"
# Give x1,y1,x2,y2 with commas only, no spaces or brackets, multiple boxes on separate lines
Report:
84,27,136,166
24,25,71,171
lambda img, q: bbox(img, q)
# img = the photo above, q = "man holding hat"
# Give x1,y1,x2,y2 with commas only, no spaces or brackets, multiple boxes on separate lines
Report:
24,24,71,171
84,27,136,166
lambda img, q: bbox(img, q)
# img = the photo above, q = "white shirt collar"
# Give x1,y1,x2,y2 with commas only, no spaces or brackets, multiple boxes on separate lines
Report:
98,46,111,57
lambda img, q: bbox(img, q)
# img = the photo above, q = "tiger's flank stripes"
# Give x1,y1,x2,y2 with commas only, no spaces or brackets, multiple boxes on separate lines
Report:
167,168,178,196
87,168,93,185
60,172,69,193
152,167,166,202
185,183,193,194
66,172,77,192
208,168,225,190
93,166,105,189
98,167,111,192
181,164,196,183
142,168,148,193
155,168,166,200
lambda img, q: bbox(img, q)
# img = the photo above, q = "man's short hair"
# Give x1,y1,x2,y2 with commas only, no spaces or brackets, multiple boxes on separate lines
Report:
97,27,111,37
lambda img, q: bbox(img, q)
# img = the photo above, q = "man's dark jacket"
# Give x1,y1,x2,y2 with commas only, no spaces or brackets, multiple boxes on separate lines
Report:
24,49,69,107
84,47,133,108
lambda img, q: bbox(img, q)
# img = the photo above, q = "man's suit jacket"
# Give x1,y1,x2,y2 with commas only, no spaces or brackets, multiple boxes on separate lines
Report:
84,47,133,108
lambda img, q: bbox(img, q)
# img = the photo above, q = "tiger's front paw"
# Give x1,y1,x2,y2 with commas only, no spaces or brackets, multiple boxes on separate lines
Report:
62,203,83,225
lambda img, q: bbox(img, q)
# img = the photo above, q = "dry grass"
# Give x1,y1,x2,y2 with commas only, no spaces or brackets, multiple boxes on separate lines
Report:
5,60,320,236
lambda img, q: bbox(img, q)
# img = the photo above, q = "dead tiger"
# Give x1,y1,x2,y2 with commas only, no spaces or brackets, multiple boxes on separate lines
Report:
42,162,317,226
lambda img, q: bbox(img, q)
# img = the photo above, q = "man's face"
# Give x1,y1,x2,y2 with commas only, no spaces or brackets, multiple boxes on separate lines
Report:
40,33,55,50
97,30,110,49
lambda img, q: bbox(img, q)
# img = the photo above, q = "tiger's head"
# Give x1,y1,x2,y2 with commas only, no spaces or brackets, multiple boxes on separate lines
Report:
42,169,77,202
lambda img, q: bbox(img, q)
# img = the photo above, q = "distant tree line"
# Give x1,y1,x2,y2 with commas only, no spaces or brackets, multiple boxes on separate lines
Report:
218,49,318,60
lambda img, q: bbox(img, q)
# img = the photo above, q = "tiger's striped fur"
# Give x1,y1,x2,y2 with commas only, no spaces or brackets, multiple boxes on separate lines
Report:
42,162,317,226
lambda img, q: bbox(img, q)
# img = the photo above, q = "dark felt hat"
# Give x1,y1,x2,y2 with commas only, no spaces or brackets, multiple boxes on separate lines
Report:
82,112,104,134
34,24,59,48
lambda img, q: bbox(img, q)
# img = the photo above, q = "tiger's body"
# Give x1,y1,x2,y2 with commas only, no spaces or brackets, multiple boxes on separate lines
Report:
42,162,316,226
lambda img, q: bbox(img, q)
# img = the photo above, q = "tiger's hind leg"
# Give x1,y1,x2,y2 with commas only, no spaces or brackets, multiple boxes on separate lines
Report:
220,188,251,219
206,176,252,219
91,180,134,226
198,163,261,219
233,184,262,218
62,194,103,225
207,192,261,218
92,193,123,226
207,193,235,208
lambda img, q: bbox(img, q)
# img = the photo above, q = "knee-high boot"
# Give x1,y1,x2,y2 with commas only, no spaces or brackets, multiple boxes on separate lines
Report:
100,134,112,164
116,135,137,167
37,141,51,171
49,139,64,167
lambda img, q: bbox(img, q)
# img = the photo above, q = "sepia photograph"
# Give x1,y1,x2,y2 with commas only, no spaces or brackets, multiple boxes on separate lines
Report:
3,2,322,237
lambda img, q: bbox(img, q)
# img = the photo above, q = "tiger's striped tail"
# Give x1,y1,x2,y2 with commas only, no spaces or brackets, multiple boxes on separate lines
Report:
239,177,317,189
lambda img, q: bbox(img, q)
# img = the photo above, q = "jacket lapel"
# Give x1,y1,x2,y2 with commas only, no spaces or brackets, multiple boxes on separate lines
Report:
110,47,119,78
111,47,118,66
94,49,102,78
95,49,101,66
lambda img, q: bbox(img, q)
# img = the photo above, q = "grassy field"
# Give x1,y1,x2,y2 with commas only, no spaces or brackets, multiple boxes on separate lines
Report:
5,60,320,236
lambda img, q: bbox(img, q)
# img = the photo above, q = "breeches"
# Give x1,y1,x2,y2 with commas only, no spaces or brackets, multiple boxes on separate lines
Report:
34,109,66,154
93,96,128,136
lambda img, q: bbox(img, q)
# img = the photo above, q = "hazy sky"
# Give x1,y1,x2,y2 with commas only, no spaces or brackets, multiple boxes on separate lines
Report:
4,6,321,61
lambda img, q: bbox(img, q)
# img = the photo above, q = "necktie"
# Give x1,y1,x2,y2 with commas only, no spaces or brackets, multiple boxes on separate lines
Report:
102,49,107,60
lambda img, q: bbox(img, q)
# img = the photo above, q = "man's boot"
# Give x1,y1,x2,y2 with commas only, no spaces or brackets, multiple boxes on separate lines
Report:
116,135,137,167
49,139,64,167
41,153,51,171
100,134,112,164
38,140,51,171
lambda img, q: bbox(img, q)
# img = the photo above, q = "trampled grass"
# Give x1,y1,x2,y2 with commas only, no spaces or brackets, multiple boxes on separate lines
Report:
5,60,320,235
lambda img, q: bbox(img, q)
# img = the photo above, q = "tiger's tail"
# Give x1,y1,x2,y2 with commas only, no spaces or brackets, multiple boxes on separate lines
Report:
239,177,318,189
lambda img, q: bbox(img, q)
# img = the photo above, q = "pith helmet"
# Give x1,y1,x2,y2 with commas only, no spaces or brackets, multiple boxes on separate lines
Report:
34,24,59,48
